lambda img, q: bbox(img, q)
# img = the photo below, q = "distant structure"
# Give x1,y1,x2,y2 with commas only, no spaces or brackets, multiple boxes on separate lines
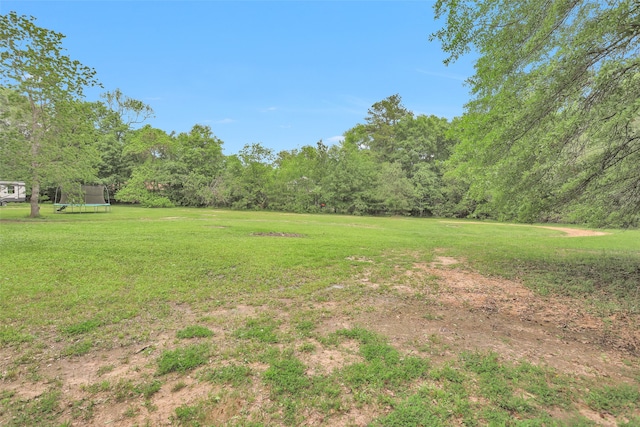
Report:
0,181,26,206
54,185,111,213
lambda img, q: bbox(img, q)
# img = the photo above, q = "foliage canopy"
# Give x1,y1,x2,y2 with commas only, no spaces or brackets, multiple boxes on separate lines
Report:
433,0,640,225
0,12,101,217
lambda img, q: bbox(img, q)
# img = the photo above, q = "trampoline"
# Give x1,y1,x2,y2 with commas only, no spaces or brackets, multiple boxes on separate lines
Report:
54,185,111,213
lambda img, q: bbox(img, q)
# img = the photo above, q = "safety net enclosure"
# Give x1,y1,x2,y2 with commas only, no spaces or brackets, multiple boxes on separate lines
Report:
54,185,111,213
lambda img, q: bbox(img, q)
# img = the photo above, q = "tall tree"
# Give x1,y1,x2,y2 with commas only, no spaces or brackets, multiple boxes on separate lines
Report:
323,134,378,215
433,0,640,225
115,125,175,206
171,124,225,206
232,143,274,209
95,89,154,197
0,12,101,217
363,94,413,162
270,143,327,213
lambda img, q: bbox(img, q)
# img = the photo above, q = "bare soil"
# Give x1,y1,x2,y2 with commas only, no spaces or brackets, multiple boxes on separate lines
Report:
2,254,638,426
441,221,611,237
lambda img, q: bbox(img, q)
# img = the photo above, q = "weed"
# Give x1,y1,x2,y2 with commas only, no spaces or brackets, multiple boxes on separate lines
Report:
176,325,214,339
157,343,210,375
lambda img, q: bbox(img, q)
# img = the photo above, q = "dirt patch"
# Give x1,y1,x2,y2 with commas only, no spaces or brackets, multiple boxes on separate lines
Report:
252,232,305,237
536,226,609,237
345,260,639,378
440,221,610,237
2,256,638,425
431,255,460,266
299,340,363,376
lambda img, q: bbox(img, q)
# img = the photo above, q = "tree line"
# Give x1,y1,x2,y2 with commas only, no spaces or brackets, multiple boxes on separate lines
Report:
2,5,638,226
110,95,467,218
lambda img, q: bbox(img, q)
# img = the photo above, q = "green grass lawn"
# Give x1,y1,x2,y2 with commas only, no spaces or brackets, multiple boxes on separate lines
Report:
1,204,639,426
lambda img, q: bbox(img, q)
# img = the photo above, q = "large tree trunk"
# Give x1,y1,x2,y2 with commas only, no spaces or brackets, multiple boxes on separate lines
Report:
30,179,40,218
29,132,41,218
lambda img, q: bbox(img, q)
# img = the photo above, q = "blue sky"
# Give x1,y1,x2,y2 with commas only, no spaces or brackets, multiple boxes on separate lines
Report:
2,1,475,154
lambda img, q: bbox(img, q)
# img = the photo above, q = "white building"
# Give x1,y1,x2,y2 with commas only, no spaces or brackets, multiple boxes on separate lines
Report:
0,181,26,205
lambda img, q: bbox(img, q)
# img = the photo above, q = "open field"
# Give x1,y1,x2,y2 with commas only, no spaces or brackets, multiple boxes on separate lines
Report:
1,205,639,426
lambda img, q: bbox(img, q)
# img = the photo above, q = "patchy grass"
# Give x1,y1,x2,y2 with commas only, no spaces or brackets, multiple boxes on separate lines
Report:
0,204,639,425
61,319,102,336
586,384,640,415
0,326,33,347
176,325,214,339
233,316,281,343
157,344,211,375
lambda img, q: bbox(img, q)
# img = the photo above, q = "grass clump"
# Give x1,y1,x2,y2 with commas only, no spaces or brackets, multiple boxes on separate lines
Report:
0,326,33,347
371,388,458,426
176,325,213,339
171,381,188,392
200,365,252,386
135,379,163,399
586,384,640,415
61,318,101,336
157,343,210,375
61,339,93,357
84,380,111,394
333,327,430,393
172,403,204,425
233,316,280,343
263,355,309,395
8,389,62,426
294,319,316,337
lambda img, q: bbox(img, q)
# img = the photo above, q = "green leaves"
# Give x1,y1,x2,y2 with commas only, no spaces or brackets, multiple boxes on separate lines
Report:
1,12,103,216
0,12,100,100
434,0,640,224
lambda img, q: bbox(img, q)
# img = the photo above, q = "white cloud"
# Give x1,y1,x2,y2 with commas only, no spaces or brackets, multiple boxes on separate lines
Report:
260,106,278,113
214,118,235,124
326,135,344,144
